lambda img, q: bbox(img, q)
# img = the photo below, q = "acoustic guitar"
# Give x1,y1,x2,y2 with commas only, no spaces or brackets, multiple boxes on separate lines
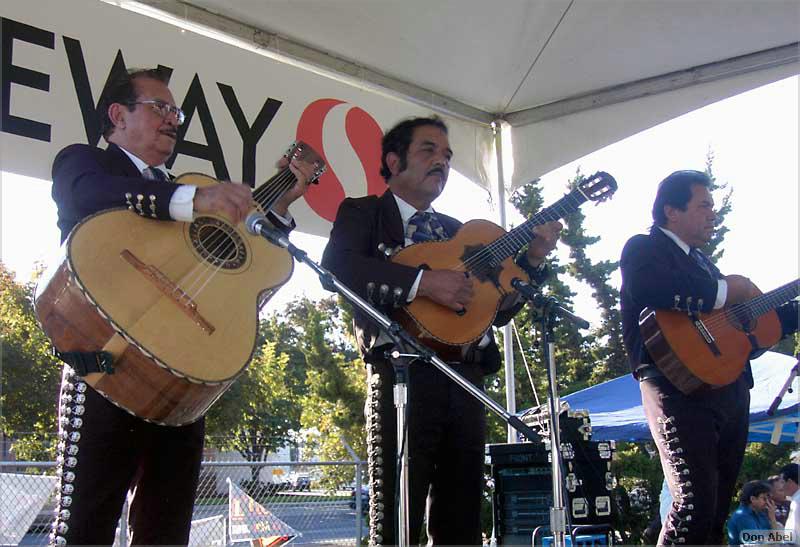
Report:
390,171,617,350
640,278,799,394
35,142,325,426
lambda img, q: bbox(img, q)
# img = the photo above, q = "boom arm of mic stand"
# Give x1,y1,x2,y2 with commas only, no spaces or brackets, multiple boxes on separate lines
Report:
250,227,542,443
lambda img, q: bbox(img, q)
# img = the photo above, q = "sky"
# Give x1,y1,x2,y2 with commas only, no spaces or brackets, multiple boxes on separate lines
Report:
1,76,797,328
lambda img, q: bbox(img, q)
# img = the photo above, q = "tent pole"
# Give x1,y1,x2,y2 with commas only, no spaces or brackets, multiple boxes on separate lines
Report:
493,122,517,444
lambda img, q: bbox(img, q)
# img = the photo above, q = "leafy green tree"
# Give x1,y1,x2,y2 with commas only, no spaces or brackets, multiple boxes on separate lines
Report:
0,263,61,460
295,296,366,490
204,332,302,480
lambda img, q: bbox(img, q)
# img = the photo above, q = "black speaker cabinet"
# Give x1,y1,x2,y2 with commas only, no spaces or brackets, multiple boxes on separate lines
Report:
487,441,616,546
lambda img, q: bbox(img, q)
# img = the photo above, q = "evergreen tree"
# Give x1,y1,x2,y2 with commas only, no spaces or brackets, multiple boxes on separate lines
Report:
700,149,733,262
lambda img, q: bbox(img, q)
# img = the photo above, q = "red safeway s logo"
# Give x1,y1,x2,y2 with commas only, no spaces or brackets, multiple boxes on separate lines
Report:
296,99,386,222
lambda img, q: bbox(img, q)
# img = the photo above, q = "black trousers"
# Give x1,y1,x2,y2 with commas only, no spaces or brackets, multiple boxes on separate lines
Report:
365,359,486,546
51,366,205,546
640,374,750,545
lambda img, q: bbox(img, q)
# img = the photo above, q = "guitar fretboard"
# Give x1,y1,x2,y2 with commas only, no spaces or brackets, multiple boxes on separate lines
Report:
738,279,800,320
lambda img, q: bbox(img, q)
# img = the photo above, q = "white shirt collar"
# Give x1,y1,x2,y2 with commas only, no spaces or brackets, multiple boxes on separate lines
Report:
392,193,435,229
658,226,691,255
117,145,168,178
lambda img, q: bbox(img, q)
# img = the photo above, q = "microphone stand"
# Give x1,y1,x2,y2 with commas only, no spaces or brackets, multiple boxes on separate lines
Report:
248,220,542,547
767,353,799,416
513,278,590,547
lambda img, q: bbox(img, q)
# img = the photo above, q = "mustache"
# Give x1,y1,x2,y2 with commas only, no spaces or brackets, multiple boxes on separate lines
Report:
160,128,178,139
427,166,445,178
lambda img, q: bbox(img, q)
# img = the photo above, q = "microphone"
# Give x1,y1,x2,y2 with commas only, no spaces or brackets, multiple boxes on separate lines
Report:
245,211,291,249
511,277,544,304
511,277,590,329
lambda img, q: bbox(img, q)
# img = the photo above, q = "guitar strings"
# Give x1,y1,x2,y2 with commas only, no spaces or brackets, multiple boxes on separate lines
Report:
691,280,800,332
183,169,297,296
178,169,299,301
446,190,586,274
181,169,297,300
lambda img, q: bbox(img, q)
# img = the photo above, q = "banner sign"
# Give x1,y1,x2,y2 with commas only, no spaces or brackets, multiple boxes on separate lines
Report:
0,0,491,237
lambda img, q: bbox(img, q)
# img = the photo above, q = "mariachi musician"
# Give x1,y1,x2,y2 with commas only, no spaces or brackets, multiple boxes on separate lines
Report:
321,116,562,545
620,170,798,545
47,67,316,545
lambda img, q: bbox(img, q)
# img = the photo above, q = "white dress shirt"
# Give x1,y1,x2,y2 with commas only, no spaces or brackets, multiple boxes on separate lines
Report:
658,227,727,309
118,146,292,226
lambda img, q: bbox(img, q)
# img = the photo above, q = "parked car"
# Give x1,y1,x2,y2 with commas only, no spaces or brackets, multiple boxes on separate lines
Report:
293,475,312,491
349,484,369,513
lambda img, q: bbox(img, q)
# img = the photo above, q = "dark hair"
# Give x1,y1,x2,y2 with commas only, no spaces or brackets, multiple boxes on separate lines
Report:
380,116,448,181
651,170,711,227
739,480,771,506
780,463,799,484
99,68,171,139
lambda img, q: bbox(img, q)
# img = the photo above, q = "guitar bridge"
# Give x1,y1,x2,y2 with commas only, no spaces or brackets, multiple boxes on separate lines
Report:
121,249,215,335
690,315,721,356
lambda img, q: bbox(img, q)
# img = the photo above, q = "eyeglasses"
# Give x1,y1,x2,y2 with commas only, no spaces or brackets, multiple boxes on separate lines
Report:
126,99,185,125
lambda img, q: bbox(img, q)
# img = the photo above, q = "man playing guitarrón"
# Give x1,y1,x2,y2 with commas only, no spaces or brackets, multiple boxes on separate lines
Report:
47,68,316,546
620,170,798,545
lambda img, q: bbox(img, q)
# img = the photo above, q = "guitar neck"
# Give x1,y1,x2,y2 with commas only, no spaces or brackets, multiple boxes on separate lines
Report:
253,168,297,212
739,279,800,320
493,189,589,261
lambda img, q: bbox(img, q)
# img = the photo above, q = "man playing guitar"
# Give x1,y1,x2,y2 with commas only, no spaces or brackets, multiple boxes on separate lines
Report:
322,116,561,545
47,67,316,545
620,170,798,545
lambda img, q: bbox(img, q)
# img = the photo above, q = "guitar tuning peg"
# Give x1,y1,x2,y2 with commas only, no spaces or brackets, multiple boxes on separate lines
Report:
284,141,297,158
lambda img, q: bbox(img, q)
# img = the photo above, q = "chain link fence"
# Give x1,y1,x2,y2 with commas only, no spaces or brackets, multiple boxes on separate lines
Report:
0,460,367,546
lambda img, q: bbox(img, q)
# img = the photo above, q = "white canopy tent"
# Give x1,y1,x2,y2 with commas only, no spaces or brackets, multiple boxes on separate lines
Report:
124,0,799,191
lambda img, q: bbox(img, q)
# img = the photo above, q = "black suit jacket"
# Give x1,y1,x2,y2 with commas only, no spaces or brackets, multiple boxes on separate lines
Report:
51,142,295,243
321,190,540,375
620,227,798,381
51,143,182,243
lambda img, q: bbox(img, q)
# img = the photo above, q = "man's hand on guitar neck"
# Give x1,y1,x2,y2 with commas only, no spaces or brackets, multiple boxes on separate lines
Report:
526,221,562,267
418,270,474,312
725,274,760,305
193,156,318,225
272,156,318,217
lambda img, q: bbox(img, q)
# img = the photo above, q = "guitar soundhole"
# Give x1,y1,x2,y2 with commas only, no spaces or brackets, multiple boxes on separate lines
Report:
189,218,247,269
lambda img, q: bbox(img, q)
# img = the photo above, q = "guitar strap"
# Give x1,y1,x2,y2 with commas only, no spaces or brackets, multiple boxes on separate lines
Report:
53,347,115,376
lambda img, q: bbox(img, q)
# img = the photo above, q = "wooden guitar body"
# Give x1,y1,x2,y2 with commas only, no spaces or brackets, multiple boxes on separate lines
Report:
391,219,527,348
640,287,784,394
35,173,293,425
389,171,618,352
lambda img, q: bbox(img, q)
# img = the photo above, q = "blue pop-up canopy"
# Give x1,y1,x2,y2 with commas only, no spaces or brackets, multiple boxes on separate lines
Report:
559,351,799,444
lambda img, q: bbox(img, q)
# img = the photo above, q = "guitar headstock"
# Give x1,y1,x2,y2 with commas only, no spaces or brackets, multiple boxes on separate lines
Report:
576,171,617,203
285,141,327,184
